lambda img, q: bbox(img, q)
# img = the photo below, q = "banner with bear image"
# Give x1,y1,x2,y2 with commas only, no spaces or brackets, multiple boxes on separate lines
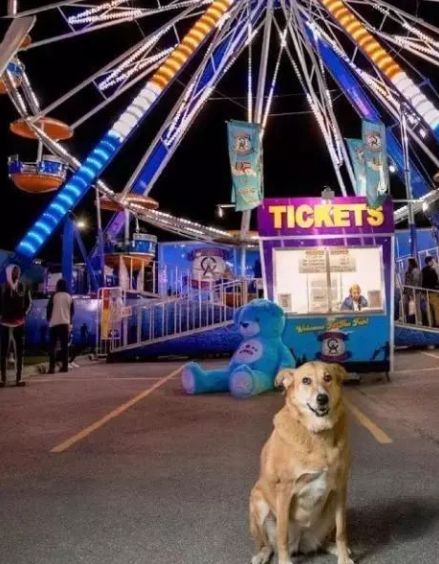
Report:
346,138,366,197
227,120,263,212
362,119,390,209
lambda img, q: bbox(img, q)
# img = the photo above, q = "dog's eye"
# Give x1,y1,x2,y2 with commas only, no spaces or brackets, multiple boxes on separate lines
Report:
323,374,332,383
302,377,312,385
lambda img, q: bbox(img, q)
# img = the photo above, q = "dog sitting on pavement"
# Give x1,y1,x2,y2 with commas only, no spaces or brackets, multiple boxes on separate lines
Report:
249,361,353,564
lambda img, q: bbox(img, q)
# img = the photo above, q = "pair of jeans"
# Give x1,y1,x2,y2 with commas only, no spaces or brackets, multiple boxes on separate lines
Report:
49,324,69,373
0,325,24,382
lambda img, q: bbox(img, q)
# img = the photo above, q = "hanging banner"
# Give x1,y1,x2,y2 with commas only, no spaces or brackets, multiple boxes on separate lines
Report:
362,119,390,209
227,120,263,212
346,138,366,196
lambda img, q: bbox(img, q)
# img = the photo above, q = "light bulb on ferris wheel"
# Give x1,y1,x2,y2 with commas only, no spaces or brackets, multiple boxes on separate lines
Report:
1,0,439,265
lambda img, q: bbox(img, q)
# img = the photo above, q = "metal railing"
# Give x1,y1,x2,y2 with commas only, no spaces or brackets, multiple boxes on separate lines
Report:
102,259,262,300
110,278,262,352
396,283,439,329
395,254,411,278
418,246,439,266
396,247,439,279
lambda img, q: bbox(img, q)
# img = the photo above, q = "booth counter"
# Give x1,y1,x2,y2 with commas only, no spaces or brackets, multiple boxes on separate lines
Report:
258,197,395,374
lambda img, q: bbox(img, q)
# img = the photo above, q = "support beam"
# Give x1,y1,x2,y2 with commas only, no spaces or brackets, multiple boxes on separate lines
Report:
240,1,273,277
319,0,439,139
0,16,35,77
90,0,265,254
14,0,235,262
306,25,439,228
62,216,74,292
240,0,273,243
73,225,99,293
7,0,17,16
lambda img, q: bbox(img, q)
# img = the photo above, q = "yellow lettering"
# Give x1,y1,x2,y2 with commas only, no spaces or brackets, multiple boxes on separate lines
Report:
296,205,314,228
269,202,386,231
314,205,334,228
287,206,296,228
332,206,351,227
268,205,287,229
346,204,366,227
367,207,385,227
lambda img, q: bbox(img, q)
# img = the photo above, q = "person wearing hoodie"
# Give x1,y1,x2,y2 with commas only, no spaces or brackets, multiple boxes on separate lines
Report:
0,264,32,387
47,278,74,374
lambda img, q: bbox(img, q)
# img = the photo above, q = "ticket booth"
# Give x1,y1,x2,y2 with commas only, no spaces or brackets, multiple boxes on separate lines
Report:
258,196,394,374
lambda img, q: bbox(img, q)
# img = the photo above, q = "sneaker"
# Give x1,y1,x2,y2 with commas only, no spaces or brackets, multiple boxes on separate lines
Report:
16,381,26,387
0,381,5,388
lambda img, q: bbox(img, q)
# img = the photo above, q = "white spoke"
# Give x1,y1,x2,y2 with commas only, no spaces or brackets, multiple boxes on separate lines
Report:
3,0,439,250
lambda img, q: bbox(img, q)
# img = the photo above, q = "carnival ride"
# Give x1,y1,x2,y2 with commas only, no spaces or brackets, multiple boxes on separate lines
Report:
1,0,439,279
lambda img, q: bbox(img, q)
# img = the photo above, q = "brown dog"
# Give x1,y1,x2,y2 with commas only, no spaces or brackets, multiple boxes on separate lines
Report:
249,362,353,564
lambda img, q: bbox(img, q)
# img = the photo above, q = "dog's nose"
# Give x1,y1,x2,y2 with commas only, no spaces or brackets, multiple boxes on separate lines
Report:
317,393,329,406
241,322,249,328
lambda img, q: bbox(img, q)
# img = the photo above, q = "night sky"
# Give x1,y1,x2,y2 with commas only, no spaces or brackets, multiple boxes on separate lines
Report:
0,1,437,263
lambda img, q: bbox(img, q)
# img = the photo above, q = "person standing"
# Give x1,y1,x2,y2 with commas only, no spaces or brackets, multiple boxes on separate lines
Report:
0,264,32,387
404,258,421,323
421,256,439,326
47,278,74,374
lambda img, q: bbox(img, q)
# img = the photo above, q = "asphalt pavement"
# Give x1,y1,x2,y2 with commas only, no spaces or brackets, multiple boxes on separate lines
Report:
0,351,438,563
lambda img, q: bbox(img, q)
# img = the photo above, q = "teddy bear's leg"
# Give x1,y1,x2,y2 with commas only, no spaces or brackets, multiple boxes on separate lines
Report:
181,362,230,395
229,365,274,399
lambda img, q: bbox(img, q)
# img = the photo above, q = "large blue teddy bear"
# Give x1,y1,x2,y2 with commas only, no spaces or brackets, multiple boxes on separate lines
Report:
181,299,295,399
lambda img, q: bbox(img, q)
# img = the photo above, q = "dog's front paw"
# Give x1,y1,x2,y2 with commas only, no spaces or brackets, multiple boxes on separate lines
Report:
251,547,272,564
326,543,353,557
338,556,354,564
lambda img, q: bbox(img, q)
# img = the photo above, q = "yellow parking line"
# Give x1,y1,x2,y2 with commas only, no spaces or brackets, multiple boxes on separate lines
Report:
50,366,182,454
344,397,393,445
422,351,439,360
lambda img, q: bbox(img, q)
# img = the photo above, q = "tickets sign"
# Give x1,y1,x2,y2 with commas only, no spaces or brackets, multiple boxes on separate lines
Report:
258,196,394,237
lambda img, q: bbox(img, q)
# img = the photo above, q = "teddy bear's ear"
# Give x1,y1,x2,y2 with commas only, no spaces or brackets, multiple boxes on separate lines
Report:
275,368,295,390
234,307,243,325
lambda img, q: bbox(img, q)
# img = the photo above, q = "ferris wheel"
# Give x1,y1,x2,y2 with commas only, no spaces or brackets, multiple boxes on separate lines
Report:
2,0,439,266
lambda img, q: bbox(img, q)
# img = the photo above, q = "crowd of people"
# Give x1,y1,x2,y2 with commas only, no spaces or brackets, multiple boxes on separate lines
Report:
0,265,76,386
402,255,439,326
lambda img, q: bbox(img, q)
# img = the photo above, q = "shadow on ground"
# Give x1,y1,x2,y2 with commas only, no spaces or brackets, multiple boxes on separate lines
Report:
349,497,439,561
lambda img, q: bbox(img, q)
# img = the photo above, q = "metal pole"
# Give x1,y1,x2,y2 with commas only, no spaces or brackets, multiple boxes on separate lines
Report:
240,0,273,274
400,102,417,257
7,0,17,16
95,185,105,288
36,140,43,162
0,16,35,77
62,215,74,293
124,208,130,247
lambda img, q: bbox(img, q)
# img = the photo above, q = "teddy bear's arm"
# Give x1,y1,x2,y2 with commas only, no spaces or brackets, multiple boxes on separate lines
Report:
278,343,295,370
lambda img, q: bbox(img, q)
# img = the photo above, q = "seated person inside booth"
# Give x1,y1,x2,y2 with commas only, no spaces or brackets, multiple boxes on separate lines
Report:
341,284,369,312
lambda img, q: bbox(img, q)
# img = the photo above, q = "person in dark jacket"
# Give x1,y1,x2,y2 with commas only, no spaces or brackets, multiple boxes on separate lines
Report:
47,278,74,373
422,256,439,326
0,264,32,386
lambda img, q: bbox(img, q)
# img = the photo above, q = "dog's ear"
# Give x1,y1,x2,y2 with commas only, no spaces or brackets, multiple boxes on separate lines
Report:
330,363,347,384
275,368,295,390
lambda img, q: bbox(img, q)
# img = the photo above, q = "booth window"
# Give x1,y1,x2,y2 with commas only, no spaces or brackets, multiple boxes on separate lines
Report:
273,246,385,315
